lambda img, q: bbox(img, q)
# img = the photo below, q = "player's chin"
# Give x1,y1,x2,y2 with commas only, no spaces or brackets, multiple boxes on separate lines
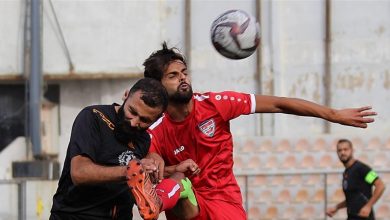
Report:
179,86,192,93
340,157,348,163
178,88,189,93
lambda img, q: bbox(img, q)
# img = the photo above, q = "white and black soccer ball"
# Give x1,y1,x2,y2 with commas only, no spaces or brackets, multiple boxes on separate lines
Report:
210,9,260,59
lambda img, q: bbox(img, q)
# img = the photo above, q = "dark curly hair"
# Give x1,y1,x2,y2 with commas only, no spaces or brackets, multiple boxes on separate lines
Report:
143,42,186,81
129,78,168,112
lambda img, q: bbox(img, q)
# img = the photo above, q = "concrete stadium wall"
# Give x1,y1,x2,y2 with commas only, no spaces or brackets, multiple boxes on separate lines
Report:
1,0,389,138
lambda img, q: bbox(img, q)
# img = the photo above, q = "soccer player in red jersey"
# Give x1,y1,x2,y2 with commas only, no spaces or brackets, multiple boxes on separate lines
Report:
143,42,376,220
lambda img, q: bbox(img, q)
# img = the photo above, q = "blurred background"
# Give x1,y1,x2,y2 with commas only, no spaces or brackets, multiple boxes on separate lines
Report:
0,0,389,219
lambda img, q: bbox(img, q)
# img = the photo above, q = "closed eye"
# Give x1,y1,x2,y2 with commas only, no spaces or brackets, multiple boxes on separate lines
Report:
167,73,177,79
128,107,137,116
129,106,153,124
139,116,152,124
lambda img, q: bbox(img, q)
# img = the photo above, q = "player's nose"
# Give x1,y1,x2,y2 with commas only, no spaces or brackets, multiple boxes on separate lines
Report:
179,72,186,80
129,118,140,128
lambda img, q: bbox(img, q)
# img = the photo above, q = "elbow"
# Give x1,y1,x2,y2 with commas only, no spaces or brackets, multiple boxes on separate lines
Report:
379,179,386,190
70,170,82,186
381,183,386,193
70,167,86,186
375,179,386,194
70,155,92,186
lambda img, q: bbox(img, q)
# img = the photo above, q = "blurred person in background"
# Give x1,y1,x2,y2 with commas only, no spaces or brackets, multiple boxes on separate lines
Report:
326,139,385,220
143,42,377,220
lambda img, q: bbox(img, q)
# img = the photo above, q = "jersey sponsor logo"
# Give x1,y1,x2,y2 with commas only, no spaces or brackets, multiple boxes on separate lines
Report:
93,109,115,130
215,95,222,100
198,118,215,137
174,145,185,155
118,150,136,166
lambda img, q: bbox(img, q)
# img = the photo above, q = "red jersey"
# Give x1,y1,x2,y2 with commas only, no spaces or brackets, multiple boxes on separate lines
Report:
148,91,255,204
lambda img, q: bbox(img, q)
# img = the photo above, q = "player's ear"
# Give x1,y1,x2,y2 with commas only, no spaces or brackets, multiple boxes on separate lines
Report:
122,89,130,101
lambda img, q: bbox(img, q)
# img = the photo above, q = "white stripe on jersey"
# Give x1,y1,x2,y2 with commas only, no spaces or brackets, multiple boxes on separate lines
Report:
168,183,181,198
149,114,165,130
250,94,256,113
194,94,209,101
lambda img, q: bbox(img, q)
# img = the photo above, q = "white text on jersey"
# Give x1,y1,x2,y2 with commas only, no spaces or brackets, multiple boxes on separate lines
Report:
174,145,185,155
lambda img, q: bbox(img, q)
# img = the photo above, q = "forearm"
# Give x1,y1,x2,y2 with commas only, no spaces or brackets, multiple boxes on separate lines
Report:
75,163,127,185
335,200,347,210
255,95,335,120
71,155,127,185
277,97,335,120
254,95,375,128
367,180,386,207
163,165,177,177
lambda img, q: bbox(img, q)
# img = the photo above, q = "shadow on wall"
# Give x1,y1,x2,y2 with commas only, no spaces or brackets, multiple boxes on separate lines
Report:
0,84,59,152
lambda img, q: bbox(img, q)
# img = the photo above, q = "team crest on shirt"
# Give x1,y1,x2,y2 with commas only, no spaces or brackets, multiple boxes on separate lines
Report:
198,119,215,137
118,150,136,166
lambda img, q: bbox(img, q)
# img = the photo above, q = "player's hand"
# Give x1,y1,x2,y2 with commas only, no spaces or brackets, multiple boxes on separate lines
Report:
140,158,158,173
175,159,201,176
358,204,371,218
333,106,376,128
326,207,337,217
145,152,165,182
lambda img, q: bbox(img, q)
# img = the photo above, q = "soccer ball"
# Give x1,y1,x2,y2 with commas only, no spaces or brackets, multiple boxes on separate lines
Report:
210,9,260,59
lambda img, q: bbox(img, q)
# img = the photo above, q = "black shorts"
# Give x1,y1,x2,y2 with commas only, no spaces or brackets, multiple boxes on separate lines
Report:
347,213,375,220
50,212,115,220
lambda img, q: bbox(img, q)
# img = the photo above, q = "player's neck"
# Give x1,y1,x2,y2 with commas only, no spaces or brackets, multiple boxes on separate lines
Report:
166,100,193,122
344,158,356,168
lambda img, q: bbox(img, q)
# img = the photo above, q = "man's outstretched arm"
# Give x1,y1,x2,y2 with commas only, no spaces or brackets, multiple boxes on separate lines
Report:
254,95,376,128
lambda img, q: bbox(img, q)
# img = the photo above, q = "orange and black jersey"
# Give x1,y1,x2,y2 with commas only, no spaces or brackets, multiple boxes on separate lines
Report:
51,104,150,220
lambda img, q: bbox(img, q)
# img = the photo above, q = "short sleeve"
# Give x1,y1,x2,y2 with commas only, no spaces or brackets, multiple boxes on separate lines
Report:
147,130,162,155
360,162,378,185
364,170,379,185
208,91,255,121
68,108,101,161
